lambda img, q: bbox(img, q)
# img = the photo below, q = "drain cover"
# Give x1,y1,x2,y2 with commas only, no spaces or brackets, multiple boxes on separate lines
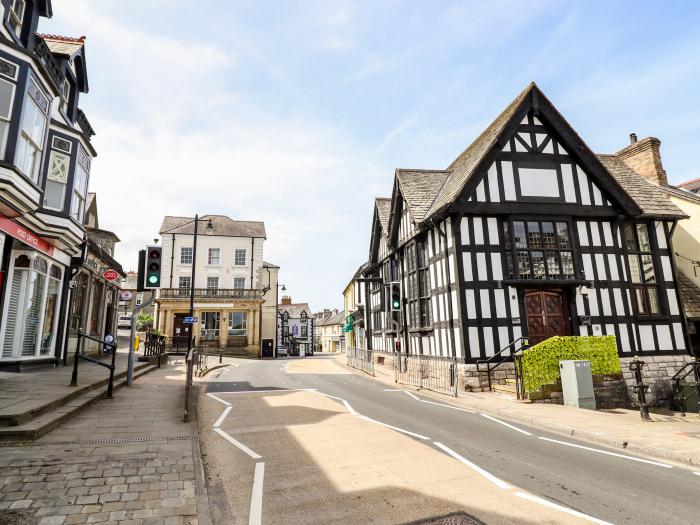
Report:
404,512,485,525
42,434,197,445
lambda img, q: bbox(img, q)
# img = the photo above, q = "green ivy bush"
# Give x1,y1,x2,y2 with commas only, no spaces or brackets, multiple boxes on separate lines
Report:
520,336,620,393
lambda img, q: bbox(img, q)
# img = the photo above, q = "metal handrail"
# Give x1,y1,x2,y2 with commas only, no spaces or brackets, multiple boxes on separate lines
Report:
475,337,529,392
672,358,700,415
70,329,117,398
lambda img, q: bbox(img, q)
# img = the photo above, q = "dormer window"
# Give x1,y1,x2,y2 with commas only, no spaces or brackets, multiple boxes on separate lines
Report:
8,0,25,36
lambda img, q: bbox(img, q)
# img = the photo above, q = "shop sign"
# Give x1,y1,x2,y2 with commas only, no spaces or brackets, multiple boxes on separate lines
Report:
121,291,133,301
103,269,119,281
0,215,54,256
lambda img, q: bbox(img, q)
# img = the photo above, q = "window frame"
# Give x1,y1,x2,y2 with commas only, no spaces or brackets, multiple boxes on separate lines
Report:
623,222,662,317
233,277,245,289
43,149,70,211
16,77,50,184
8,0,25,36
69,146,90,222
234,249,246,266
206,276,219,290
0,76,16,159
180,247,193,265
207,248,220,265
228,311,247,337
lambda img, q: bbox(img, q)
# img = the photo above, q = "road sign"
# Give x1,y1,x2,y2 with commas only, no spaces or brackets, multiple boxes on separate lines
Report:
184,316,198,324
120,291,133,301
103,269,119,281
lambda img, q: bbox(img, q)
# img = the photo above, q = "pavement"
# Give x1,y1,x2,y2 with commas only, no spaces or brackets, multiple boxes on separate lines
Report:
0,358,211,525
198,355,700,524
362,354,700,467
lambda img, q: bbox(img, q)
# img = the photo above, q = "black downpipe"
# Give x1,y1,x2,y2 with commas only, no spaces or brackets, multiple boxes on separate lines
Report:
250,237,255,287
169,233,175,288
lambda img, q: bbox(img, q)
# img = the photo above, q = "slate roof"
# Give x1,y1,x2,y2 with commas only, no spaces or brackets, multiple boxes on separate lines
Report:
596,155,686,218
396,169,450,223
37,34,85,57
278,303,312,319
263,261,280,268
317,310,345,326
375,198,392,231
662,184,700,205
159,215,266,238
677,271,700,319
425,83,535,217
676,177,700,193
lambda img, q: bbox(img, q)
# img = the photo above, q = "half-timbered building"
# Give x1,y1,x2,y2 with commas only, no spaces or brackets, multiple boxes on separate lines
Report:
363,82,691,400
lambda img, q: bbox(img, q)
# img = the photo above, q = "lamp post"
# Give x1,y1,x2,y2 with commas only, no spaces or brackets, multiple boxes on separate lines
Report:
275,282,286,358
188,215,214,349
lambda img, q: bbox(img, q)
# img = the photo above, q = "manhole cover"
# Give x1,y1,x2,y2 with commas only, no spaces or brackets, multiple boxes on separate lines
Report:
403,512,485,525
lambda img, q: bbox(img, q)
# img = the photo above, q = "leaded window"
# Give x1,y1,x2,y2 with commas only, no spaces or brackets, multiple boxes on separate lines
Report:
406,239,431,328
624,223,660,315
504,219,575,280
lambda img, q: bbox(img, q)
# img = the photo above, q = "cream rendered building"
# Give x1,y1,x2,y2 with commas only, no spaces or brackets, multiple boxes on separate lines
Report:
155,215,277,357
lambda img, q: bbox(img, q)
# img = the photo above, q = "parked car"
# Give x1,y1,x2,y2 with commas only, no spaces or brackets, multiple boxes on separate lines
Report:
277,346,288,357
117,314,133,329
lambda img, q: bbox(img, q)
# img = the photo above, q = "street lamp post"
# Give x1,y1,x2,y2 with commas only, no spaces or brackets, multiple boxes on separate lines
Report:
188,215,214,349
275,283,286,358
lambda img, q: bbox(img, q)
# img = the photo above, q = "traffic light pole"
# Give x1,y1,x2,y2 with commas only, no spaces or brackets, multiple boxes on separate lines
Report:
127,290,156,386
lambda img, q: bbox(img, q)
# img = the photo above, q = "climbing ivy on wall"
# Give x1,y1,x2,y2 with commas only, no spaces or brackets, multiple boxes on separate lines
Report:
520,336,621,393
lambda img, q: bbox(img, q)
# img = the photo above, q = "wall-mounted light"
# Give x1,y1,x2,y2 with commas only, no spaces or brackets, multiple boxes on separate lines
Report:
578,284,589,296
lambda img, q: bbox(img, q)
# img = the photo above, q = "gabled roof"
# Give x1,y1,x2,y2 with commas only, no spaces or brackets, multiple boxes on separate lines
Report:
395,169,450,224
317,310,345,326
263,261,280,269
278,303,311,318
424,82,641,219
676,177,700,193
36,34,89,92
159,215,266,238
375,198,391,231
678,271,700,320
597,155,686,218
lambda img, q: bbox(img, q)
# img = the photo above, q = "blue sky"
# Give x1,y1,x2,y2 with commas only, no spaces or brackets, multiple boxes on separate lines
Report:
49,0,700,310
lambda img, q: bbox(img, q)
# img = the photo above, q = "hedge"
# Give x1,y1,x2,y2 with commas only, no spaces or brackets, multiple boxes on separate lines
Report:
520,336,620,393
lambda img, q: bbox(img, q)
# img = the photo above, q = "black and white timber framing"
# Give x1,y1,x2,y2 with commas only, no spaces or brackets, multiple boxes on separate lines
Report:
364,82,691,363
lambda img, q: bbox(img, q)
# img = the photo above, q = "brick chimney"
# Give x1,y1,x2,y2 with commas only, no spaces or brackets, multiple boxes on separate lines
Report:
615,135,667,186
280,295,292,305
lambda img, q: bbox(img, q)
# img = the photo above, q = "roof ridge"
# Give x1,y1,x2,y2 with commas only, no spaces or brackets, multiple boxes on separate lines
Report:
37,33,86,43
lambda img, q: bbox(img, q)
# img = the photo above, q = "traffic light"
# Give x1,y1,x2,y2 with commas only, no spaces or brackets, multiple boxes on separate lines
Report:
389,281,401,311
144,245,162,289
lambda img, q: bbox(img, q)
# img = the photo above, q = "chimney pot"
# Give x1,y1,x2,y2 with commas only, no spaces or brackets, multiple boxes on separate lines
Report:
630,133,638,144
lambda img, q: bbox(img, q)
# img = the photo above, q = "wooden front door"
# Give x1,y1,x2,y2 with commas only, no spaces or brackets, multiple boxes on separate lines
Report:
524,290,571,345
172,314,189,348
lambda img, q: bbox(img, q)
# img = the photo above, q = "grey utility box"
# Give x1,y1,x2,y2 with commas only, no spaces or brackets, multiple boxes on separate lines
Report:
559,360,596,410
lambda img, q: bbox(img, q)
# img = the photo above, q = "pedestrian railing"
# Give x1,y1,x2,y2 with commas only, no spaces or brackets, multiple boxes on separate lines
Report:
143,332,166,368
70,329,117,398
395,353,458,397
346,347,374,376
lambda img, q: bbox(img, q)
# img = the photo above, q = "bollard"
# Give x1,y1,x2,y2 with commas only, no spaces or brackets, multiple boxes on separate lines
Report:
629,355,651,421
219,348,223,364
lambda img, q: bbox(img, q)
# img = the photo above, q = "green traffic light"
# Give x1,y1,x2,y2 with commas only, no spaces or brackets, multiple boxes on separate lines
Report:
392,300,400,308
148,275,159,284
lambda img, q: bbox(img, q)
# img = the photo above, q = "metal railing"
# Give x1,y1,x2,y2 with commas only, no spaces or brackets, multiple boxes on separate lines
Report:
159,288,262,300
347,347,374,376
70,330,117,398
395,353,458,397
672,358,700,416
476,337,529,395
143,332,166,368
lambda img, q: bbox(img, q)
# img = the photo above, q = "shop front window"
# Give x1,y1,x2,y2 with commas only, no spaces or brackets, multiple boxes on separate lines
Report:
228,312,247,336
1,254,62,359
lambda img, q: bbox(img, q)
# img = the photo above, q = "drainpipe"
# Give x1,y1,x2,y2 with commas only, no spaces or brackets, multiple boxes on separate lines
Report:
169,233,175,288
432,216,458,396
250,238,254,288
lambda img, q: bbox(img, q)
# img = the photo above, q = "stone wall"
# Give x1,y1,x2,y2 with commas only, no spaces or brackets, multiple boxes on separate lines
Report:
461,362,516,392
620,354,694,408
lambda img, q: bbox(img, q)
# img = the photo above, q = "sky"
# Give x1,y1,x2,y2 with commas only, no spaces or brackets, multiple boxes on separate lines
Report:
48,0,700,311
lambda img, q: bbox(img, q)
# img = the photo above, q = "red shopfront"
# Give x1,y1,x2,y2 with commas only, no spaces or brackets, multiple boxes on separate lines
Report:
0,215,66,363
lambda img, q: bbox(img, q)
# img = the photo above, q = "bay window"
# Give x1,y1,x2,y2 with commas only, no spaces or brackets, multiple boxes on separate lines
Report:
8,0,25,36
504,219,574,280
43,150,70,210
70,147,90,221
624,223,660,315
16,77,49,183
228,312,247,336
1,254,62,359
0,76,15,158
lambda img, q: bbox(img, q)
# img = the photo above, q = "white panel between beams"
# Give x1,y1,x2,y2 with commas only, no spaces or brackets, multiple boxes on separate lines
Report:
488,164,500,202
561,164,576,203
480,289,491,318
502,161,516,201
577,167,591,205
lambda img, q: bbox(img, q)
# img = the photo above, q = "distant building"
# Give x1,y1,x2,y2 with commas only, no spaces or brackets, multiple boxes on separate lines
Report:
343,263,368,350
277,296,313,356
316,309,344,353
118,271,154,318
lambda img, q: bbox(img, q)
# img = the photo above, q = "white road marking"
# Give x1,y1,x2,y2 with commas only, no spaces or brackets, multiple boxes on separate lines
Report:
358,415,430,440
403,391,420,401
419,399,475,413
538,437,673,468
214,428,262,460
384,388,403,391
210,388,317,395
314,391,358,415
693,472,700,476
433,441,511,489
480,414,532,436
207,393,232,406
514,492,613,525
249,462,265,525
213,406,232,428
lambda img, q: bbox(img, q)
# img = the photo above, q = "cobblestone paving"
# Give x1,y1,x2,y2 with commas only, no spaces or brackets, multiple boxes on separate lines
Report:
0,362,205,525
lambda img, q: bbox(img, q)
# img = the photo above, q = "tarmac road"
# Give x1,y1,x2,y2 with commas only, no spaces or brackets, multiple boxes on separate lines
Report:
200,355,700,524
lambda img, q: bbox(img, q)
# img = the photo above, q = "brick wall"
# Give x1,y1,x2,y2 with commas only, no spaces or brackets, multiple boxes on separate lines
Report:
619,354,694,407
615,136,668,186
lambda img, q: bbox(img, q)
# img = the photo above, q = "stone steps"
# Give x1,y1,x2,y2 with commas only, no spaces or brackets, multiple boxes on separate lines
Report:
492,383,518,395
0,364,157,442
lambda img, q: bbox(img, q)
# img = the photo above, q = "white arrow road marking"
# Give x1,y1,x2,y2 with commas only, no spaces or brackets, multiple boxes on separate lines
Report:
214,428,262,460
418,399,476,413
433,442,511,489
249,462,265,525
314,391,358,415
213,406,232,428
481,414,532,436
538,437,673,468
514,492,613,525
402,391,420,401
